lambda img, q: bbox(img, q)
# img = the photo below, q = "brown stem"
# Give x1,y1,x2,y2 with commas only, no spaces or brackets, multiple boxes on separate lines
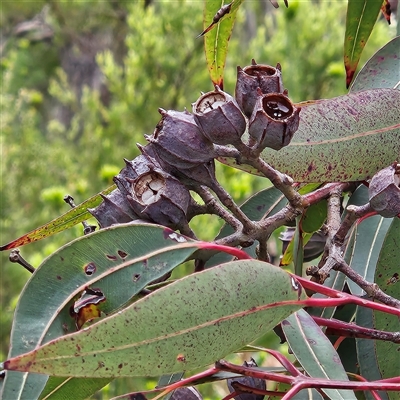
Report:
63,195,96,235
312,316,400,343
9,249,35,273
333,257,400,309
194,186,243,230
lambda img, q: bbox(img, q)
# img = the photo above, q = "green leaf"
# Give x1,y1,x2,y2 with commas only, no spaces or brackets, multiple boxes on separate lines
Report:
344,0,383,88
38,377,110,400
0,185,115,251
373,218,400,400
343,185,392,296
350,36,400,92
4,260,306,377
219,88,400,182
282,309,357,400
300,200,327,234
1,224,199,400
203,0,244,88
347,215,392,296
355,307,389,400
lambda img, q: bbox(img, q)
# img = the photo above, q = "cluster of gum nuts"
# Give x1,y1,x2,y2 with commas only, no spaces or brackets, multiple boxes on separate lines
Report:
90,60,301,235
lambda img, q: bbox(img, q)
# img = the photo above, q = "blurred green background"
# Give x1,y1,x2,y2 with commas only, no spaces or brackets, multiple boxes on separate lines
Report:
0,0,396,398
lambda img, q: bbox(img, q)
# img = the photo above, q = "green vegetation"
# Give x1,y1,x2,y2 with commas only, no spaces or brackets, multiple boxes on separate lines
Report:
0,1,397,399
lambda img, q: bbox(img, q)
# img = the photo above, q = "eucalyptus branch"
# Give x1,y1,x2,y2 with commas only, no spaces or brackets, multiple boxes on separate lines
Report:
333,202,373,246
194,186,243,230
317,200,374,283
216,359,400,399
332,257,400,309
312,316,400,343
209,180,256,234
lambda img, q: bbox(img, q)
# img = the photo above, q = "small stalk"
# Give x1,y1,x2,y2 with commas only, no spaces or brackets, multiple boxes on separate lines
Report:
9,249,35,273
63,195,96,235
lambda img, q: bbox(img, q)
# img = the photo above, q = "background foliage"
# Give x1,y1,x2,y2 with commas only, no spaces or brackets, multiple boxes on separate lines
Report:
0,0,397,398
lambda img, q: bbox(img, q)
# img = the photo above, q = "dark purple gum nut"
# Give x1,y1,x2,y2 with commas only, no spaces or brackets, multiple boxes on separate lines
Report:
128,168,191,229
248,91,300,151
227,359,266,400
235,60,284,118
193,85,246,145
88,189,139,228
169,387,203,400
147,108,216,170
369,162,400,218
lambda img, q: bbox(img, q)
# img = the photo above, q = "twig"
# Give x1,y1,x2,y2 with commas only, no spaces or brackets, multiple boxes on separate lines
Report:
64,195,97,235
312,316,400,343
194,186,243,230
333,257,400,309
9,249,35,273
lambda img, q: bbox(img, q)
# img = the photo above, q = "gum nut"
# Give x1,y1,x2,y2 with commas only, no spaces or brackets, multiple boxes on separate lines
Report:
248,92,300,151
88,190,139,228
193,85,246,145
148,109,215,169
235,61,284,117
227,359,266,400
369,163,400,218
128,169,191,229
169,387,203,400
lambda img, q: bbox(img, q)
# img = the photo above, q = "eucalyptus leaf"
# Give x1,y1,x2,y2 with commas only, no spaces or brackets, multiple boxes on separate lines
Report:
203,0,244,88
350,35,400,92
282,309,357,400
1,224,199,400
355,307,389,400
373,218,400,400
4,260,306,378
344,0,383,87
0,185,115,251
219,88,400,182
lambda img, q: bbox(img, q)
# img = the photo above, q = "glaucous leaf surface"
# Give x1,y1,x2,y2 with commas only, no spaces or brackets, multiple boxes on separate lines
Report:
350,35,400,92
4,260,306,377
219,88,400,182
282,309,357,400
1,224,199,400
373,218,400,400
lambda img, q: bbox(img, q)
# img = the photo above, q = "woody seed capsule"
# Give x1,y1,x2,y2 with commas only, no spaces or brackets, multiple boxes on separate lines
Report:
227,359,266,400
369,163,400,218
147,109,216,170
193,85,246,145
235,60,284,117
248,91,300,151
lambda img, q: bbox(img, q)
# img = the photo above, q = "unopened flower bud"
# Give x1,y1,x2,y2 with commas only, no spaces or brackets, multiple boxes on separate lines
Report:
369,163,400,218
193,85,246,145
248,92,300,151
227,359,266,400
235,60,284,117
147,109,215,170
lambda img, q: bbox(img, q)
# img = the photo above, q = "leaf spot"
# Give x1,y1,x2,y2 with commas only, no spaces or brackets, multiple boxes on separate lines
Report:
117,250,128,259
84,262,97,276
